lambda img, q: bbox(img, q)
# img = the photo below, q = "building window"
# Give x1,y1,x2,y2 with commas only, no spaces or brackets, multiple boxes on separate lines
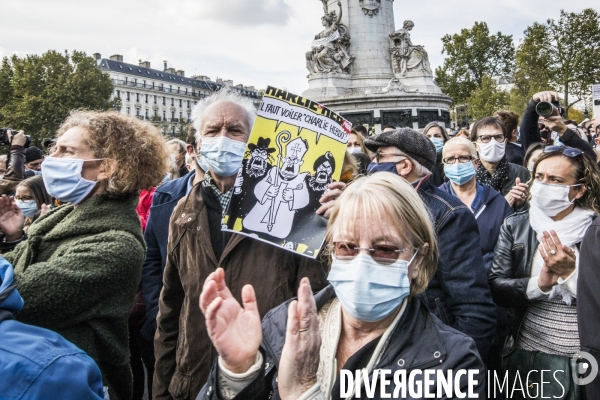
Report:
136,109,140,117
145,94,148,103
179,111,183,120
185,88,188,95
160,83,163,91
187,113,191,122
154,109,158,117
171,98,174,106
171,112,175,121
143,80,146,88
145,109,149,118
192,90,196,96
179,99,182,107
125,77,128,84
169,85,172,93
163,111,166,120
136,93,140,102
177,87,180,94
152,82,155,89
153,95,157,104
126,107,130,115
187,100,190,108
116,90,120,98
162,97,166,106
134,78,137,87
126,92,130,101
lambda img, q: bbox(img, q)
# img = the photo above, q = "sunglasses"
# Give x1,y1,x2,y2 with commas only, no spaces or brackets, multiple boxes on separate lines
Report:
543,146,583,158
331,242,411,265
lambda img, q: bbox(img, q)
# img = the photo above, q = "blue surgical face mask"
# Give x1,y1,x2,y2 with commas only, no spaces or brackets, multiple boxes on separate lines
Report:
193,150,211,172
444,162,476,186
327,252,417,322
367,162,399,175
15,199,38,218
42,157,102,205
430,137,445,155
32,170,42,176
199,136,247,177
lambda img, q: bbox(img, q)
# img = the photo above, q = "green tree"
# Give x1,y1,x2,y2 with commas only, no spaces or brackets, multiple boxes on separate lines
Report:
0,50,113,145
435,22,515,105
467,75,510,120
514,9,600,113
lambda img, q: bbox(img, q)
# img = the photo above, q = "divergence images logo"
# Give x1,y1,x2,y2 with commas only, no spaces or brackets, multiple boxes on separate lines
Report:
572,351,598,386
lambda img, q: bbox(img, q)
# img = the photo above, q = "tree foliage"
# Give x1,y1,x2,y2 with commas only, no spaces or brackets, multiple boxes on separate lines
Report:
467,75,510,120
514,9,600,112
0,50,114,145
435,22,515,105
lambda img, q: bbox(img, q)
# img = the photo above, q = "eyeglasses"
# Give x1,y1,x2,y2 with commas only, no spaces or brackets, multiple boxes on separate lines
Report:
477,134,505,143
331,242,410,265
543,146,583,158
442,155,474,164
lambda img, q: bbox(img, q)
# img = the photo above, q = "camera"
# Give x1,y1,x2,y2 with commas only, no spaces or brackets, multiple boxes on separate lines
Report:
536,102,565,117
0,128,31,148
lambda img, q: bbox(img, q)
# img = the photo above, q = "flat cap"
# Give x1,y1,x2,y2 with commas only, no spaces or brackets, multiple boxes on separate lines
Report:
25,146,44,163
364,128,437,171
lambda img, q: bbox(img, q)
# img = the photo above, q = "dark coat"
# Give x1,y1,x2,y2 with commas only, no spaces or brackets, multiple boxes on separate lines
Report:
0,145,26,196
520,100,595,160
499,162,531,197
153,183,329,400
438,182,513,274
578,217,600,396
505,141,525,166
6,193,145,400
141,171,196,340
417,178,497,361
196,286,485,400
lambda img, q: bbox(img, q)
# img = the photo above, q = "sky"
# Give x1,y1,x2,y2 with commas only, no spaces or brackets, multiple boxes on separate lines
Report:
0,0,598,95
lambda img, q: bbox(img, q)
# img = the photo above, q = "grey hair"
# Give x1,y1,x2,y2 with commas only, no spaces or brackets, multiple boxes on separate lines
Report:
166,138,186,154
192,89,257,144
396,149,432,178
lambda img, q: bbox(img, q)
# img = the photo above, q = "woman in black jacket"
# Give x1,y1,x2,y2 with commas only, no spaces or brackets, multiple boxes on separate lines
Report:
197,173,485,399
489,146,600,399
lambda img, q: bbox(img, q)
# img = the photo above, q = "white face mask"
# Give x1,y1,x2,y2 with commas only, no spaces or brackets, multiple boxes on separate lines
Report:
530,180,581,217
347,147,362,154
477,140,505,163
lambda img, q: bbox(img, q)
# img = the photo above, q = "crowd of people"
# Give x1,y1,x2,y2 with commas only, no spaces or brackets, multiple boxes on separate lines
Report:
0,88,599,400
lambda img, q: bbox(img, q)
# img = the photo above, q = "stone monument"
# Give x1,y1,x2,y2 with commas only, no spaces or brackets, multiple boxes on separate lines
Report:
302,0,451,133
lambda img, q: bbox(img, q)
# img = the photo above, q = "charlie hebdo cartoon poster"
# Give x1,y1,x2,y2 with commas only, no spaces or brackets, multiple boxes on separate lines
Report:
222,86,351,258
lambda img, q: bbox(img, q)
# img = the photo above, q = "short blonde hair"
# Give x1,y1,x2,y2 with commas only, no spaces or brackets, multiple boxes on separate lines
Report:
326,172,438,295
442,137,477,159
57,110,170,196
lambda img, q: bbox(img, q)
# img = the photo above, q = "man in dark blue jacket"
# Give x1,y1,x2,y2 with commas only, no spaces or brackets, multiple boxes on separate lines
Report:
365,129,497,361
0,258,105,400
141,137,204,341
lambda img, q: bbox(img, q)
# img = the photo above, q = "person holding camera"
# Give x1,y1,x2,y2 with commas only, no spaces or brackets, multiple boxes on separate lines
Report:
519,91,595,161
0,130,29,196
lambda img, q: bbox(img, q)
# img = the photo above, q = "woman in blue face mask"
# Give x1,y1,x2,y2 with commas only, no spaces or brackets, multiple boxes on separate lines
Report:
196,172,486,399
0,110,170,400
423,122,449,186
14,176,52,232
437,137,512,380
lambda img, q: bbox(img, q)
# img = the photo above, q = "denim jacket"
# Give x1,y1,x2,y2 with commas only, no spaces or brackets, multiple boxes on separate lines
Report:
417,177,497,361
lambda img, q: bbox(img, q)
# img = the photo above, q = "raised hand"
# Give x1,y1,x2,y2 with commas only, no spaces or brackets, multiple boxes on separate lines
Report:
505,177,529,208
317,181,346,218
533,91,559,103
0,195,24,241
539,230,576,280
278,278,321,400
199,268,262,374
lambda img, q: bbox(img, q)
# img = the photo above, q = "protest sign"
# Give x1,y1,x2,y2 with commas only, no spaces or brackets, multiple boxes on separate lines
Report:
223,86,351,258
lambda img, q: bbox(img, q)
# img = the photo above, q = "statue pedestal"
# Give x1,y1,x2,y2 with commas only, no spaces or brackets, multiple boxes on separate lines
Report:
302,0,452,133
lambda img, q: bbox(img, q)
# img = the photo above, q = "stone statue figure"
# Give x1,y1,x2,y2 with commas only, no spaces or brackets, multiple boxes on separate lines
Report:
389,20,432,77
359,0,381,17
306,1,354,75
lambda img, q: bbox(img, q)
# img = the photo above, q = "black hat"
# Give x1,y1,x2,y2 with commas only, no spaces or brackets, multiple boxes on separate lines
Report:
248,137,276,153
313,151,336,172
364,128,436,171
42,138,56,148
25,146,44,164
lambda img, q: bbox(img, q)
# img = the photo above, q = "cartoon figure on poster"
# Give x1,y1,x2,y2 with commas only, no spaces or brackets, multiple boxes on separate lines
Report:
243,131,310,238
231,137,276,219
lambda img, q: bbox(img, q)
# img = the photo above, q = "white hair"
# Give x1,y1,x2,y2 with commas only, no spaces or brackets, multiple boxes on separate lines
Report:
192,89,257,144
166,138,186,154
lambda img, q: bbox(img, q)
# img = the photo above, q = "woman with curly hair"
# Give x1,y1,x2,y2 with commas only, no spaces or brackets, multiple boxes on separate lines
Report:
0,110,169,400
489,146,600,399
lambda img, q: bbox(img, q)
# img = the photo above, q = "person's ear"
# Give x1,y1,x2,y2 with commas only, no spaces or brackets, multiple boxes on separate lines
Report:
573,185,587,201
396,159,412,177
186,144,195,158
594,137,600,147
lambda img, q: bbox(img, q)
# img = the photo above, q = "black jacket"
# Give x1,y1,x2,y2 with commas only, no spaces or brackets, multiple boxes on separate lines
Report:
578,218,600,396
505,142,525,166
488,211,538,342
196,286,485,400
520,100,595,160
